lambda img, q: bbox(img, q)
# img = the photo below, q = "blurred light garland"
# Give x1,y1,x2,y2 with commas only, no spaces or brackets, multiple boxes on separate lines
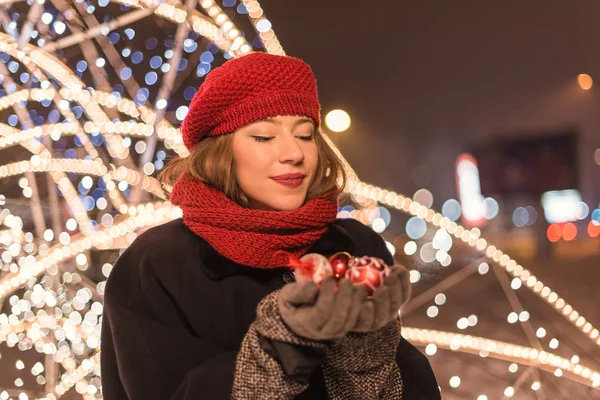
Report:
403,327,600,389
346,179,600,348
0,0,596,398
0,201,180,299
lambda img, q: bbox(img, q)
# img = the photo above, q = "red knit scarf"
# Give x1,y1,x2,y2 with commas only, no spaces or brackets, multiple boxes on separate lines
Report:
170,174,338,268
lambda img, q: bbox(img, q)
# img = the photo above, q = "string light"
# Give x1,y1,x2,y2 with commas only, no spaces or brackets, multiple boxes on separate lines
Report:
108,0,236,54
0,35,131,213
199,0,252,54
0,201,180,299
60,89,189,157
240,0,284,55
0,88,55,111
0,32,132,163
403,327,600,389
346,179,600,348
0,158,166,200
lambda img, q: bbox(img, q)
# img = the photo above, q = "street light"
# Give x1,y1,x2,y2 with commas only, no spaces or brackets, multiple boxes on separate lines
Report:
325,109,351,132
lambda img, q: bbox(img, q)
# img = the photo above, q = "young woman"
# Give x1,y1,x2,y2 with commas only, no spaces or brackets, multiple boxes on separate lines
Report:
100,52,440,399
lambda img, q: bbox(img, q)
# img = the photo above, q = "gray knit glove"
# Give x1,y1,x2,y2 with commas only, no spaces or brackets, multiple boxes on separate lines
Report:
278,276,366,341
351,265,411,333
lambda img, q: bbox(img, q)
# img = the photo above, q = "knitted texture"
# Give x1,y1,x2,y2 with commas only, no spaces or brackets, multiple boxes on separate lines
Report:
232,290,329,399
323,321,403,399
233,290,403,399
181,52,321,150
170,174,337,268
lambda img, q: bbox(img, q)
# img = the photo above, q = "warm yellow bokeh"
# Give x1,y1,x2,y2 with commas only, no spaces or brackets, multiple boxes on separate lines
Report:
325,109,351,132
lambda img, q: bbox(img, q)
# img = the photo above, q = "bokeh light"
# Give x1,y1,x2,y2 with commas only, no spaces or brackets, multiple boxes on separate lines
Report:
419,243,436,263
404,241,417,255
377,206,392,227
442,199,461,221
578,73,593,90
562,223,577,241
547,223,562,242
482,197,499,219
371,217,386,233
588,221,600,238
324,109,351,132
449,376,461,388
478,262,490,275
434,293,446,305
432,229,452,251
512,207,529,227
425,343,437,356
413,188,434,208
406,217,427,240
409,270,421,283
427,306,439,318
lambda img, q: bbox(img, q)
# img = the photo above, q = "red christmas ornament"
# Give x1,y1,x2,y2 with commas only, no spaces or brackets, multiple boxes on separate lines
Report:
276,251,392,296
299,253,333,284
328,252,353,280
345,256,390,297
275,250,332,284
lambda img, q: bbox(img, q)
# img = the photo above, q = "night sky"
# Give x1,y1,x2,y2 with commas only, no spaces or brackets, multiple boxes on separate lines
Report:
260,0,600,205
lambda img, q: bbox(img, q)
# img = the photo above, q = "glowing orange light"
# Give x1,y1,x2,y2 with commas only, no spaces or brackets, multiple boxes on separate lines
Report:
547,223,562,242
578,74,593,90
562,223,577,241
588,221,600,238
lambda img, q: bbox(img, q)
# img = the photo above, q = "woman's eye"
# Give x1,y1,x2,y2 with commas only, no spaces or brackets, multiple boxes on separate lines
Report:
298,135,314,141
252,136,274,142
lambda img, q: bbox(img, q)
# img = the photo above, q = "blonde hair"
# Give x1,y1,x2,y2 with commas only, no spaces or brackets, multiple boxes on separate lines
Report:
158,129,347,208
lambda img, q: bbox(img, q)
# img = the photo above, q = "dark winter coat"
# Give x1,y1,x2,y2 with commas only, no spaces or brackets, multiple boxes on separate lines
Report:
100,217,441,399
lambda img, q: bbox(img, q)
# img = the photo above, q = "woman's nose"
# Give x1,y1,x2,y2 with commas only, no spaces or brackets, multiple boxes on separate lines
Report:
279,136,305,164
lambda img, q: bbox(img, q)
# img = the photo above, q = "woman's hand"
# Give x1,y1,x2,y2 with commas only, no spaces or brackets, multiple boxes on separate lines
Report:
350,265,411,333
317,266,409,398
278,277,366,341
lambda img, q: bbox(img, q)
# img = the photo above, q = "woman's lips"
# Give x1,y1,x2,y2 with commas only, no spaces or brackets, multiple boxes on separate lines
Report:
271,177,305,188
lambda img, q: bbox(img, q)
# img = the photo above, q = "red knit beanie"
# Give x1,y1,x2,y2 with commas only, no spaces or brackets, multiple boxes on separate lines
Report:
181,52,321,151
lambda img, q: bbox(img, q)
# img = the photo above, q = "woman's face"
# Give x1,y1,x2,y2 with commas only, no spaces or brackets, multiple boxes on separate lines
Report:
232,115,319,211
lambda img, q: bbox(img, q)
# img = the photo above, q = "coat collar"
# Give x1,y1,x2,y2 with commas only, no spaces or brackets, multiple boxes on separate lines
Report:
195,221,356,280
